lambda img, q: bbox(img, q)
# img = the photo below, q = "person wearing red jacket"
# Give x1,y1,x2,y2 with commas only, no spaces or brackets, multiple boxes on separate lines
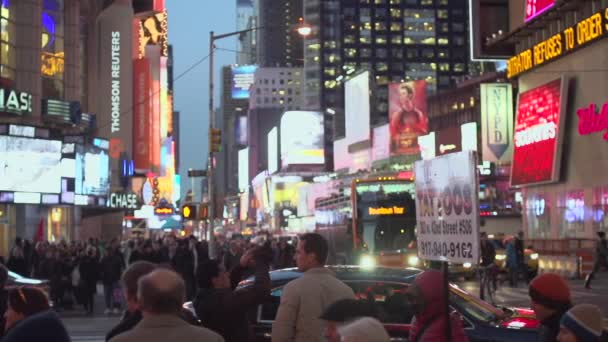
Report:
407,270,468,342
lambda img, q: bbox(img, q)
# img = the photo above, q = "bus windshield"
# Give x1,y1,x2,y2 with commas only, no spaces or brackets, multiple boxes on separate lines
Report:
354,181,417,253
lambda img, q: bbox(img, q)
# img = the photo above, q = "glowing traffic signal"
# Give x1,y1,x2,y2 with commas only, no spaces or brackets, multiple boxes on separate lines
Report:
210,128,221,153
181,204,197,220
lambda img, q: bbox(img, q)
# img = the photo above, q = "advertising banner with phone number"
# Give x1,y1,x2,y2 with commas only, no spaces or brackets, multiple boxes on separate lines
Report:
414,151,480,264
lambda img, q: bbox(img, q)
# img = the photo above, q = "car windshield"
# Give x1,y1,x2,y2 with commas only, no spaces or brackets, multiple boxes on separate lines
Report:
449,284,505,323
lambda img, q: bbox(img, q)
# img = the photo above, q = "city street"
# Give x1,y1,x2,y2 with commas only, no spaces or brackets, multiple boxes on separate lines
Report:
61,298,119,342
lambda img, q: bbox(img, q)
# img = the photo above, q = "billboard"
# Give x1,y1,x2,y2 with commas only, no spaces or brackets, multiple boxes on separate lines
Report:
268,126,279,174
333,138,349,171
280,111,324,166
481,83,514,163
371,124,390,162
415,151,480,264
525,0,555,22
238,148,249,192
75,144,111,196
344,71,371,145
133,57,152,170
231,65,258,99
511,78,568,187
0,136,62,194
389,81,429,155
236,115,248,146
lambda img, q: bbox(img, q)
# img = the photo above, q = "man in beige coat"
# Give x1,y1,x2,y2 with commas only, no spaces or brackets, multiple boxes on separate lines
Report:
109,269,224,342
272,233,355,342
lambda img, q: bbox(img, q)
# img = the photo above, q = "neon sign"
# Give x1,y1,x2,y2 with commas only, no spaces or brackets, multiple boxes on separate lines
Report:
0,88,32,114
368,206,406,215
508,7,608,78
511,78,566,187
577,102,608,140
111,31,121,133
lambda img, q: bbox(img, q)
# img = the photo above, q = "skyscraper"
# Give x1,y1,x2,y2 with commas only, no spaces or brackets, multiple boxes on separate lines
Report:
304,0,472,139
236,0,257,65
257,0,304,67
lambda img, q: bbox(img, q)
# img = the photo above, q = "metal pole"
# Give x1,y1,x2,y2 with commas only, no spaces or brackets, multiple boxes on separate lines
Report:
208,31,215,247
443,261,452,342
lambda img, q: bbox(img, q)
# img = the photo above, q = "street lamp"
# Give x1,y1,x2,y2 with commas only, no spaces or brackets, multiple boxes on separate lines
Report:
206,22,312,248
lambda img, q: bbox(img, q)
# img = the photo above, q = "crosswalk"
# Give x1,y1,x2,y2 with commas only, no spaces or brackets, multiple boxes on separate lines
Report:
70,335,105,342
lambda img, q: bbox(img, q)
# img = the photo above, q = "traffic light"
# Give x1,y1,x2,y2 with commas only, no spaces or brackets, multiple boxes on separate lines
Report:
210,128,221,153
181,204,197,220
199,203,209,220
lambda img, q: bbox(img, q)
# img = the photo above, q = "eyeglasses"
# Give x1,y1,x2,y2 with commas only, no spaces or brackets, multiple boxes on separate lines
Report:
17,286,27,304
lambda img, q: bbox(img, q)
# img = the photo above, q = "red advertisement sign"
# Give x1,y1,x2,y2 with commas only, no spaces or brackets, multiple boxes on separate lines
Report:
577,102,608,140
389,81,429,155
511,78,566,187
525,0,555,22
133,58,152,170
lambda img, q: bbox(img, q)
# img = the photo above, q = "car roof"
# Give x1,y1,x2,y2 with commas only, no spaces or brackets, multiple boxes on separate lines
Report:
242,266,422,288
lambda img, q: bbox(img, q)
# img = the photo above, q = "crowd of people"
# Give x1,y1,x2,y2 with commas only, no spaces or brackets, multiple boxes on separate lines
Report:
0,232,604,342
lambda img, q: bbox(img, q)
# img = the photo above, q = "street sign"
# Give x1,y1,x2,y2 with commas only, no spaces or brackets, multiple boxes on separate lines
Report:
414,151,480,264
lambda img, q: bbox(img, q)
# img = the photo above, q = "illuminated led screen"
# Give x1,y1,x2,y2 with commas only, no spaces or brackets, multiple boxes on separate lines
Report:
280,111,324,166
525,0,555,22
511,78,566,187
231,65,258,99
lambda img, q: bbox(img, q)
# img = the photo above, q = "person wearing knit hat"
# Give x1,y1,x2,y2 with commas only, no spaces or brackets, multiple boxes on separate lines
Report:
528,273,572,342
558,304,605,342
337,317,390,342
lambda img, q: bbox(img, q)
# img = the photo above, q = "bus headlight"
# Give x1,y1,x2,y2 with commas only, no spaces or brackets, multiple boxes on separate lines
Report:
496,254,506,261
463,262,472,269
360,255,376,270
530,253,539,260
408,256,420,266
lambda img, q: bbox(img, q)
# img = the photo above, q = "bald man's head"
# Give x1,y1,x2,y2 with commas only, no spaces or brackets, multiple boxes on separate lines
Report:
137,269,185,315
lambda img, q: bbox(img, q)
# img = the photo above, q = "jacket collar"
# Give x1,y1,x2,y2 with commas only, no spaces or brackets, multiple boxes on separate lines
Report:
136,314,188,329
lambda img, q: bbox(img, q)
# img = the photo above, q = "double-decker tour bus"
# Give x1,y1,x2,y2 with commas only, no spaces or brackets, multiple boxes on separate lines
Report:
315,173,419,268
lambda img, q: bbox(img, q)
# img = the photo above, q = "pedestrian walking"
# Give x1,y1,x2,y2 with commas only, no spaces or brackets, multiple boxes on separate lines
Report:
108,269,224,342
337,317,390,342
194,245,271,342
585,231,608,289
105,261,199,342
271,233,355,342
1,310,70,342
101,247,124,315
79,246,100,315
558,304,605,342
528,273,572,342
505,236,520,287
3,287,50,333
406,270,468,342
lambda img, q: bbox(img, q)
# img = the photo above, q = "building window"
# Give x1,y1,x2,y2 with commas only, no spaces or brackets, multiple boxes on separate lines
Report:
376,62,388,72
1,0,16,81
557,191,585,238
452,23,465,32
593,186,608,233
390,8,401,18
375,35,387,44
390,23,402,32
453,63,465,72
391,35,402,44
437,10,449,19
360,49,372,58
437,37,449,45
376,48,388,58
374,22,387,31
42,0,65,99
525,194,551,239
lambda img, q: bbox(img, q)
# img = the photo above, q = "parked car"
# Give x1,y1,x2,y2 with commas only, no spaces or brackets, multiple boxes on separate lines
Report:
186,266,539,342
6,270,51,299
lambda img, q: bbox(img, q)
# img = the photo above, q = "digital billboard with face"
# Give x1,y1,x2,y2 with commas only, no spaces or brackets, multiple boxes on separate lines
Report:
232,65,258,99
280,111,324,166
0,136,62,194
511,78,567,187
344,71,371,145
75,145,111,196
389,81,429,155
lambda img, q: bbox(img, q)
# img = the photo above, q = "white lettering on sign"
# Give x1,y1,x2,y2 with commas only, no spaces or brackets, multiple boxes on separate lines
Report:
514,122,556,147
0,88,33,114
111,31,121,133
108,192,138,209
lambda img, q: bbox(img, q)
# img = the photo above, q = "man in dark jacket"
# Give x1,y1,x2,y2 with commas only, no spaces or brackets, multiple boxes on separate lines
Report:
105,261,199,342
528,273,572,342
194,245,271,342
585,231,608,289
101,247,124,314
79,247,100,315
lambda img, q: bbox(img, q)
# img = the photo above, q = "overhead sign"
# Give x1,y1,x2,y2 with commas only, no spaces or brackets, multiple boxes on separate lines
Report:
414,151,480,264
0,88,33,115
480,83,514,163
368,206,406,216
577,102,608,140
108,192,139,209
511,78,567,187
508,7,608,78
